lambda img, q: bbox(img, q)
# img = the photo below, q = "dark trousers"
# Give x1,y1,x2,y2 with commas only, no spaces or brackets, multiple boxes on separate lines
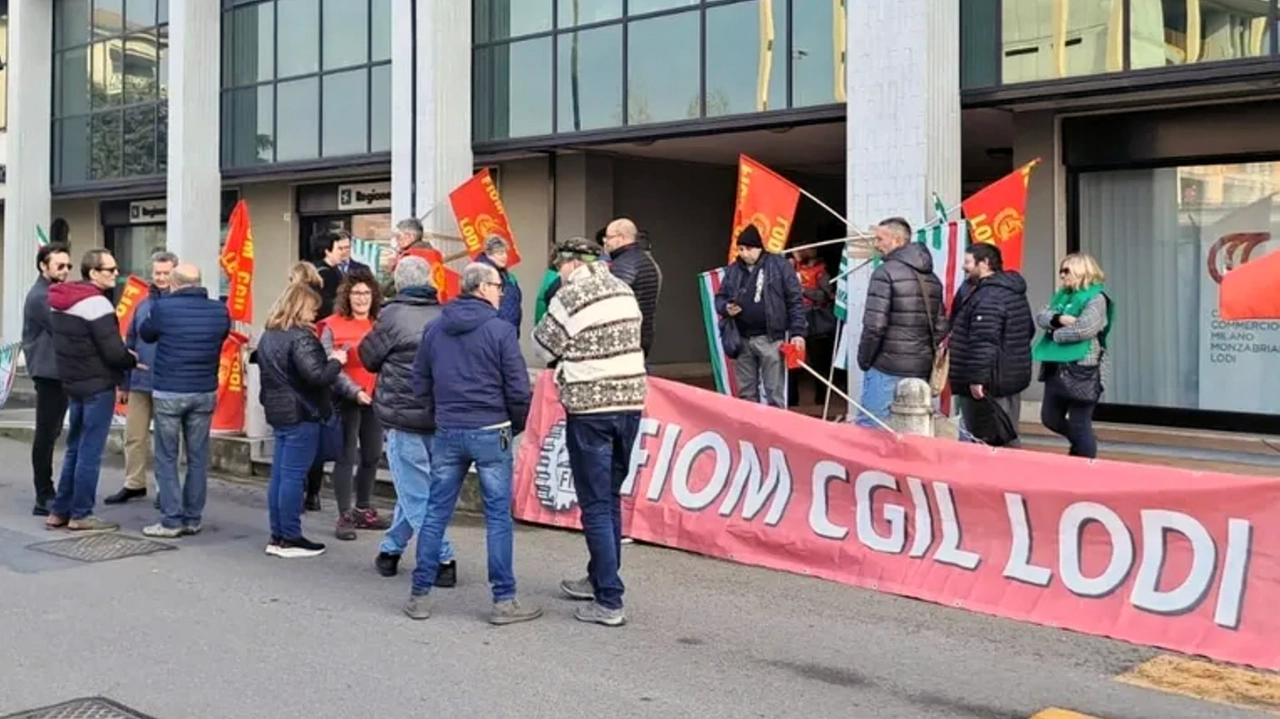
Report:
565,411,642,611
32,378,69,503
306,461,325,499
1040,382,1098,458
330,403,383,513
789,333,835,406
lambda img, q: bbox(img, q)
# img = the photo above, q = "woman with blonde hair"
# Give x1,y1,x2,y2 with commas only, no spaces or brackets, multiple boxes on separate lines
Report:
1032,252,1114,459
249,282,344,558
287,261,323,289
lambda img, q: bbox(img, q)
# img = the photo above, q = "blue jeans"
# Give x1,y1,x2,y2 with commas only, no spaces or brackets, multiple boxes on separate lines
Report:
855,368,902,428
269,422,320,539
564,411,642,611
51,389,116,520
412,427,515,601
152,391,217,529
380,429,456,563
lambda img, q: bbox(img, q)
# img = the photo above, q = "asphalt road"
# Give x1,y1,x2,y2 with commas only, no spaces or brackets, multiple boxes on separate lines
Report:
0,436,1268,719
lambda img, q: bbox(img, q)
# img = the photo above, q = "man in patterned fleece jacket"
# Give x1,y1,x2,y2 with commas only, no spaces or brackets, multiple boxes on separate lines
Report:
534,236,647,628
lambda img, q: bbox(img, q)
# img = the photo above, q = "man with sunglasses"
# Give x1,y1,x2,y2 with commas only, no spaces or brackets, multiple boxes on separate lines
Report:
22,243,73,516
45,249,139,531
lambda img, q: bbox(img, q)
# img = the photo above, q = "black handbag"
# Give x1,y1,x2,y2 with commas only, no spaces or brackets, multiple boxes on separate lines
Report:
1051,362,1103,404
260,353,344,463
720,316,744,359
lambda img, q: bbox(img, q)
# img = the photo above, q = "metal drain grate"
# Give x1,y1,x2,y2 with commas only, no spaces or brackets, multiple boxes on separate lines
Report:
2,697,156,719
25,533,175,563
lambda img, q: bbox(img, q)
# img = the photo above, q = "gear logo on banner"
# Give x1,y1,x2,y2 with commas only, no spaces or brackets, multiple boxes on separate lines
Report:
534,420,577,512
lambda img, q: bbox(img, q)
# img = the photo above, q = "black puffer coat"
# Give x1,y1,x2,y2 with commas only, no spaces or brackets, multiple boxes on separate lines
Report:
250,326,341,428
947,272,1034,397
607,243,663,356
357,287,443,433
857,242,947,378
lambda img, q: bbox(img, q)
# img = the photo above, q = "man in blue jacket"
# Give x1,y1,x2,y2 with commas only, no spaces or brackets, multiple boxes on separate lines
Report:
106,251,176,506
137,264,232,538
477,236,523,335
404,262,539,626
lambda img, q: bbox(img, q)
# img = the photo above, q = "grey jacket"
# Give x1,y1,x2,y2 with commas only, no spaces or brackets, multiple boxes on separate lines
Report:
21,277,58,380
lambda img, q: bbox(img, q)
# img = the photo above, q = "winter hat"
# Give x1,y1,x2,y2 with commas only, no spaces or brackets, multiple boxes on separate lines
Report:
736,225,764,249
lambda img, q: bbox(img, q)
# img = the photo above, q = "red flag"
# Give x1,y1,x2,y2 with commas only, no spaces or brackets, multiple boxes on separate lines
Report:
1220,247,1280,320
221,199,255,323
961,159,1039,271
449,168,522,267
114,275,149,341
728,154,802,261
212,331,250,433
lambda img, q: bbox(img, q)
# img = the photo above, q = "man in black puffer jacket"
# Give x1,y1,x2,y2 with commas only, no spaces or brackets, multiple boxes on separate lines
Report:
602,218,663,362
356,256,459,582
947,243,1033,446
856,217,947,428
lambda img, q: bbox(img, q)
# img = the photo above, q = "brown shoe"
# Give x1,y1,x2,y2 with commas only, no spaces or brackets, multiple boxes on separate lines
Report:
45,514,68,530
67,516,119,532
353,508,391,530
334,512,357,541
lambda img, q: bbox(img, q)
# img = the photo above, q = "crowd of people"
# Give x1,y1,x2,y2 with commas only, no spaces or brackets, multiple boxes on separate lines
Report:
17,209,1110,627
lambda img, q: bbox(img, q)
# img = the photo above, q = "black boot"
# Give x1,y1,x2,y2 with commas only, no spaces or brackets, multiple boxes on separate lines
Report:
375,552,400,577
436,561,458,588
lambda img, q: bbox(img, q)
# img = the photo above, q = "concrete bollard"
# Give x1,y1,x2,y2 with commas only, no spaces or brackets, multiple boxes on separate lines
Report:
888,378,934,436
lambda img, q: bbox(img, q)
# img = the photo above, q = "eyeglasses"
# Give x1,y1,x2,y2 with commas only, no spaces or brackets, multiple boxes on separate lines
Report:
349,289,373,296
484,281,505,294
97,265,120,274
53,263,71,270
1058,268,1070,276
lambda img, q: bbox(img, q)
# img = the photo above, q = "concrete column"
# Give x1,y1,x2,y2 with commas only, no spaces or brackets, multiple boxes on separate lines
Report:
554,153,614,243
2,0,53,344
391,0,474,256
844,0,961,407
165,0,223,289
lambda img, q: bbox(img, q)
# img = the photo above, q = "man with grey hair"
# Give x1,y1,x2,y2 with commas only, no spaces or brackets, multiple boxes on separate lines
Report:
107,250,178,506
855,216,947,428
358,256,459,583
137,263,232,537
404,262,538,625
476,235,523,333
385,217,437,297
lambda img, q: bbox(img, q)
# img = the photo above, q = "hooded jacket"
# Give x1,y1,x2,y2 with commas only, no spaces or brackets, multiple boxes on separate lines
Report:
947,271,1034,397
857,241,948,379
411,294,531,433
48,281,138,399
358,286,444,433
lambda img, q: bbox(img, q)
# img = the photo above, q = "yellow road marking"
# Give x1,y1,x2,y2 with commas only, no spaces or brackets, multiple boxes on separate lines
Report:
1029,709,1106,719
1116,654,1280,715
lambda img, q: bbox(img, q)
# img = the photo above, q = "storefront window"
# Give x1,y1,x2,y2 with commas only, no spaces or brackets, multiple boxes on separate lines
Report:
1002,0,1122,84
1130,0,1271,69
1077,161,1280,416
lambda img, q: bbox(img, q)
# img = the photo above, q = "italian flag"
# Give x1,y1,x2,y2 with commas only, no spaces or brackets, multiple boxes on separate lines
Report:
916,219,969,416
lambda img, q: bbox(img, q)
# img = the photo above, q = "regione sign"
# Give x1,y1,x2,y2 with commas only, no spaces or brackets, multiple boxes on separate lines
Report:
129,198,167,223
337,182,392,211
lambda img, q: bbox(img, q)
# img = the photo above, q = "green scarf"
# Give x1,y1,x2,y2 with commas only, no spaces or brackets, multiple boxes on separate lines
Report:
1032,283,1112,364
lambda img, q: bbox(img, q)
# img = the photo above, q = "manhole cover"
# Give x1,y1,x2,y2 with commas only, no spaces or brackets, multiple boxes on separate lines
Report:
25,533,175,563
2,697,155,719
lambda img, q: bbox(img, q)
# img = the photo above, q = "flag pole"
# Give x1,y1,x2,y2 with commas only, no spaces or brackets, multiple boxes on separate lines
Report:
796,359,897,435
784,233,874,254
821,322,842,422
798,187,853,228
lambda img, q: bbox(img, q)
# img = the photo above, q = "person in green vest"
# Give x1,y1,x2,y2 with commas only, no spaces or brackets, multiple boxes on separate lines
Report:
1032,252,1114,459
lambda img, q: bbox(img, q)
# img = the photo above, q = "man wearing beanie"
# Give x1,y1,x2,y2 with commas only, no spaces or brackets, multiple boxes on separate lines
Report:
714,225,806,407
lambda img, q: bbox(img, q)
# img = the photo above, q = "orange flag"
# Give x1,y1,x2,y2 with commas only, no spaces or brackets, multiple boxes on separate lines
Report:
728,154,802,261
220,199,255,323
961,159,1039,271
115,275,149,340
212,331,250,433
1220,247,1280,320
449,168,522,267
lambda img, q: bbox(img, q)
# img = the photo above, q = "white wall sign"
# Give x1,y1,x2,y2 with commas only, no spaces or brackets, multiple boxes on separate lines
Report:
129,198,167,224
337,181,392,211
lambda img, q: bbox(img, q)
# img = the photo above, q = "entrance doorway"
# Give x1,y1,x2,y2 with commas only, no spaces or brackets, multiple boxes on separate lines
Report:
296,180,394,272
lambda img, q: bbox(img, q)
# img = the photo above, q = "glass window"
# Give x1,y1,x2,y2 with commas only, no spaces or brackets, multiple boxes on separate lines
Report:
94,0,124,36
91,109,123,179
322,68,369,156
122,103,157,175
1131,0,1271,69
961,0,999,89
558,0,621,27
371,0,391,62
1002,0,1121,83
125,0,156,31
705,0,786,117
225,1,274,87
473,38,553,140
277,0,320,78
1076,162,1280,416
275,77,319,161
370,63,391,151
474,0,553,42
628,0,697,16
222,84,274,166
122,33,158,104
791,0,842,107
57,46,91,116
323,0,369,69
56,0,91,49
91,40,123,108
626,11,699,125
556,25,622,132
56,116,92,184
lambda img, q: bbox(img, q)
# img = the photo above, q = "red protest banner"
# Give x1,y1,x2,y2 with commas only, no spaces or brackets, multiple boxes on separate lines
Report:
961,159,1039,271
221,199,255,323
212,331,249,433
449,168,522,267
515,373,1279,669
728,154,801,261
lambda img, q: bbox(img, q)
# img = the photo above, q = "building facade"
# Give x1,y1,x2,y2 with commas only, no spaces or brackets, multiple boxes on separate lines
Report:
2,0,1276,435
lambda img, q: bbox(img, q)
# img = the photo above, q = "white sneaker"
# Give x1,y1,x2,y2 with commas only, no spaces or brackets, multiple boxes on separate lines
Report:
142,523,183,539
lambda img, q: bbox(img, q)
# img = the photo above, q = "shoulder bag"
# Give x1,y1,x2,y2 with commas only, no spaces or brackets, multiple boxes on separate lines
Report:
913,271,948,396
